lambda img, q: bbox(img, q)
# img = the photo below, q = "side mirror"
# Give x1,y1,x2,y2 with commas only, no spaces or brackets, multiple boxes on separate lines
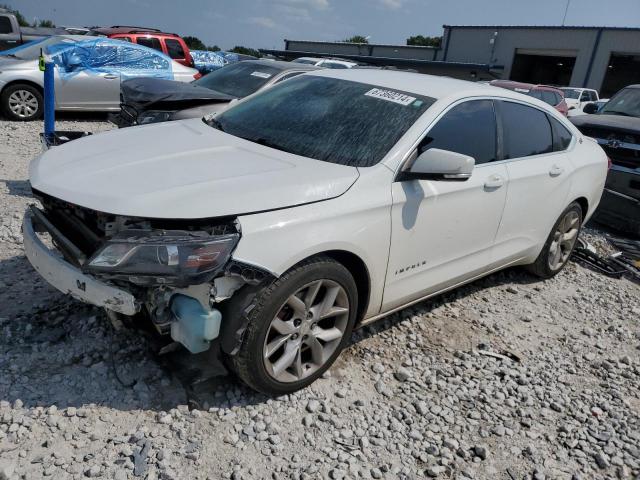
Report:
582,102,599,114
66,54,83,70
403,148,475,181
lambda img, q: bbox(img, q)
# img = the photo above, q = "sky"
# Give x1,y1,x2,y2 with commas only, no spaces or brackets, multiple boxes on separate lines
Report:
12,0,640,51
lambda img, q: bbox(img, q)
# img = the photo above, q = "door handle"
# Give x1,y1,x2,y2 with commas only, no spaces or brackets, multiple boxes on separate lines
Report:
104,74,119,80
549,165,565,177
484,174,504,189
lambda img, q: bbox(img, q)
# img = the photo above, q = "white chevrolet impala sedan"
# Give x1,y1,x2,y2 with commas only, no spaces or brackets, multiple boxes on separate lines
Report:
24,70,608,394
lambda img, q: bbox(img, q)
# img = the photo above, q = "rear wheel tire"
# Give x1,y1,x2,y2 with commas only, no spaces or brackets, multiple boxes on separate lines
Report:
229,256,358,395
526,202,583,279
1,84,44,121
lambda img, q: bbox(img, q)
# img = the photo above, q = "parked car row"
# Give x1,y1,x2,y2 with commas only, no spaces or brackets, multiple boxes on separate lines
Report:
0,36,199,120
23,67,608,394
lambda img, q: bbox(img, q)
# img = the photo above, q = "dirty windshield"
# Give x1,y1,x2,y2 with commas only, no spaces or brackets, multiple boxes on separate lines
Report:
193,62,280,98
209,76,434,167
600,88,640,117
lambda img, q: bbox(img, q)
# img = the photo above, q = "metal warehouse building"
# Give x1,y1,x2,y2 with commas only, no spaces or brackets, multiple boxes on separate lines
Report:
267,25,640,97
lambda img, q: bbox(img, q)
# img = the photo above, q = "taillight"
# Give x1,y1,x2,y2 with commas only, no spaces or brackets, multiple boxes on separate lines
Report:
193,72,202,80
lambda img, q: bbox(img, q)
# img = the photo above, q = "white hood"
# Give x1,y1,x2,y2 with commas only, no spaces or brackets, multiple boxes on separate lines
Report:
30,119,359,219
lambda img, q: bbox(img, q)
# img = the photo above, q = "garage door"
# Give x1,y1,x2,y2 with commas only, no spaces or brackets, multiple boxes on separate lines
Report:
600,53,640,98
510,49,577,85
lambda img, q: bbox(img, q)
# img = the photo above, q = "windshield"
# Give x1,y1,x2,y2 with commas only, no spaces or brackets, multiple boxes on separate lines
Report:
0,36,78,60
209,75,434,167
600,88,640,117
193,62,281,98
561,88,580,99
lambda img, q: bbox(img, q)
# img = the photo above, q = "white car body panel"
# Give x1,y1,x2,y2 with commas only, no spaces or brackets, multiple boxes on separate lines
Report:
30,118,359,218
26,69,608,325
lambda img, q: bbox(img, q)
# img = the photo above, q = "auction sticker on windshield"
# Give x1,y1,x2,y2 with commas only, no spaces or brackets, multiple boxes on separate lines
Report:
251,71,272,79
365,88,416,106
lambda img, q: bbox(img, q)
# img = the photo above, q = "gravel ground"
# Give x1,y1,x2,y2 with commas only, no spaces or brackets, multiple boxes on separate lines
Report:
0,118,639,480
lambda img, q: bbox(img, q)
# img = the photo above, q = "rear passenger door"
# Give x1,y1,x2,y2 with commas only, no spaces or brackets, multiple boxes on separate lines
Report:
492,100,574,263
164,38,188,66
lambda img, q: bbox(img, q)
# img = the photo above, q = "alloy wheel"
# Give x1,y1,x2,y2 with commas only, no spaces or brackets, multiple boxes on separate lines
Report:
263,279,350,383
8,90,39,119
548,210,580,270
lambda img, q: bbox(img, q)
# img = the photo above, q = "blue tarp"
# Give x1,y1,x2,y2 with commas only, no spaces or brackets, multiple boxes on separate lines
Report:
190,50,241,73
46,38,175,80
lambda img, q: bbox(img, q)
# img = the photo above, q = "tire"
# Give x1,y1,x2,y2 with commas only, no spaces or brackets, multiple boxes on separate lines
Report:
1,84,44,121
526,202,583,279
229,256,358,395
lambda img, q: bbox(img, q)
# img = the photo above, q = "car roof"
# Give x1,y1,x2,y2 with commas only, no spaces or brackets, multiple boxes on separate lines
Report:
243,59,320,72
308,68,497,100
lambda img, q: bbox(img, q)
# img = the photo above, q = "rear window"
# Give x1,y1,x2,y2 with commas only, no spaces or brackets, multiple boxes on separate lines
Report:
165,38,185,59
548,115,573,151
136,36,162,52
194,62,282,98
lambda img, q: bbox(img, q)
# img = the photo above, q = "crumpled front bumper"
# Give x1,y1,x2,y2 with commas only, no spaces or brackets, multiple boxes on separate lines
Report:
22,211,139,316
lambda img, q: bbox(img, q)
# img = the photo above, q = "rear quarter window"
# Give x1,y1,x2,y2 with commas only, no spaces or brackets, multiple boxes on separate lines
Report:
165,38,185,59
548,115,573,151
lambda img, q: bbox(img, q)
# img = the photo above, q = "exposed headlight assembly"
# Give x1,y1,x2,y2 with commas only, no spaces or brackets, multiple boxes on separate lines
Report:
85,230,239,285
137,110,174,125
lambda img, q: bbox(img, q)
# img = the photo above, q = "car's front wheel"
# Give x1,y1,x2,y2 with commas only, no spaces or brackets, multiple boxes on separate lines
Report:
1,84,44,121
230,256,358,395
526,201,583,278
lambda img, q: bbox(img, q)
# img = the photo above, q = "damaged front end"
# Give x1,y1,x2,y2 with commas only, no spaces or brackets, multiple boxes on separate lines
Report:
24,191,272,354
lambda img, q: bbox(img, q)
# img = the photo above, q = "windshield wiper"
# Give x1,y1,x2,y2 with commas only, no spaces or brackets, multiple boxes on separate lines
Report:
206,117,226,132
249,137,292,154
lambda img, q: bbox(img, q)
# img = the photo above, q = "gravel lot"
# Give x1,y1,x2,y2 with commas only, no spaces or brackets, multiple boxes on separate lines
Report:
0,118,639,480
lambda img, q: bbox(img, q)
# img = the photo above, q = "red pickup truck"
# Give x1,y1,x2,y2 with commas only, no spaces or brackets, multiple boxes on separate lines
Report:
89,26,194,68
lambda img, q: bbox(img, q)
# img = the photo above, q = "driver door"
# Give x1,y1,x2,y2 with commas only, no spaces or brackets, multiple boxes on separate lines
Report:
383,99,508,311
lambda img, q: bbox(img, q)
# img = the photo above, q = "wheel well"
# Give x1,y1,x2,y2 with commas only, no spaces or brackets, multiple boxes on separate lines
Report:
1,80,44,97
574,197,589,218
320,250,370,324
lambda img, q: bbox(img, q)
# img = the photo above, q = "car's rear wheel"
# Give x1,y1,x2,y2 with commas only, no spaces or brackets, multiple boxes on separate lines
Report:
526,202,583,278
230,256,358,395
1,84,44,121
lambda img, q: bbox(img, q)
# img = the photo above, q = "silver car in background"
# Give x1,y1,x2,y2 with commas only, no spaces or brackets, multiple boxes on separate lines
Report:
0,35,198,121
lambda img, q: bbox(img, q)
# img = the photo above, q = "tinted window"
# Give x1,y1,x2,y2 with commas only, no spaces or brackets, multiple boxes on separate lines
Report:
548,115,573,151
165,38,185,59
212,76,434,167
500,101,553,159
0,16,11,34
136,37,162,52
419,100,497,164
194,62,282,98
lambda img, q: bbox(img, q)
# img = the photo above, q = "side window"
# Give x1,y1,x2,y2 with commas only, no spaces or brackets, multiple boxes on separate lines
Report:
499,101,553,159
418,100,497,165
580,91,591,102
589,91,598,101
0,16,12,34
274,71,303,84
165,38,185,59
136,36,163,52
548,115,573,151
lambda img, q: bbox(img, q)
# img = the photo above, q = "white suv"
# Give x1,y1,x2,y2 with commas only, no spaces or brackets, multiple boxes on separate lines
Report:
23,70,608,394
561,87,600,116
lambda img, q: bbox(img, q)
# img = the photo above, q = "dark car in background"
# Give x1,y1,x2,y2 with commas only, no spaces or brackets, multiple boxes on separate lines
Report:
571,85,640,236
490,80,569,116
116,59,319,127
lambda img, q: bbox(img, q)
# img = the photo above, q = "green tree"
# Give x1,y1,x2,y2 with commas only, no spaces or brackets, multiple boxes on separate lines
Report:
0,3,29,26
406,35,442,47
229,46,261,58
207,45,221,52
36,19,55,28
183,36,207,50
344,35,369,44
